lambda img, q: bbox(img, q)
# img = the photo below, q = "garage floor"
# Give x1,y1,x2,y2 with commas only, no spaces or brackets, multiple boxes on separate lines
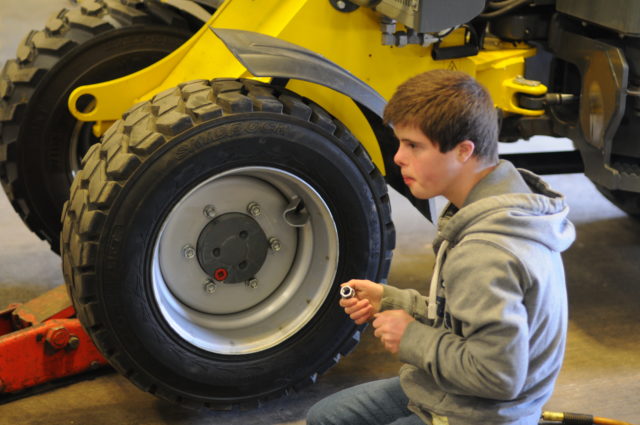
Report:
1,1,639,424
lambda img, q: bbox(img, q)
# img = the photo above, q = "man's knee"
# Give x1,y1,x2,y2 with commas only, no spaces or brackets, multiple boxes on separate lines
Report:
306,398,332,425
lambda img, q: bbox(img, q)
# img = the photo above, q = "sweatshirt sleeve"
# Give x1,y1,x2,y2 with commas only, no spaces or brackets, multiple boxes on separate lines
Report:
398,240,531,400
381,284,430,321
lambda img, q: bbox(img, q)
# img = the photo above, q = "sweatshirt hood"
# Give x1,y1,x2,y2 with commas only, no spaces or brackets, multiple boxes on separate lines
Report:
434,161,575,253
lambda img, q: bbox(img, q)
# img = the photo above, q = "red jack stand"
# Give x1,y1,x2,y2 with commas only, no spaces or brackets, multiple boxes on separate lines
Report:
0,285,108,395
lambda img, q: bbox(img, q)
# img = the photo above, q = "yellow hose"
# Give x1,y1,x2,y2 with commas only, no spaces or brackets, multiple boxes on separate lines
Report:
594,417,636,425
541,411,637,425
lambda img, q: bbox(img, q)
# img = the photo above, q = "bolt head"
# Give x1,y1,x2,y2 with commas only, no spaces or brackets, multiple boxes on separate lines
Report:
46,326,71,349
183,245,196,259
203,205,216,218
381,22,395,33
269,237,281,252
67,336,80,350
336,0,346,9
204,280,217,294
247,278,258,289
397,32,408,47
247,202,261,217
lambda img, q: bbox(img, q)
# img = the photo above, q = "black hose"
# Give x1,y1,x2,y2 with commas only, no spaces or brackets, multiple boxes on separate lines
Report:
480,0,529,18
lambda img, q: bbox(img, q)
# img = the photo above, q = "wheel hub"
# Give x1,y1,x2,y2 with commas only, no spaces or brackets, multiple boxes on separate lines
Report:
196,213,268,283
152,167,338,354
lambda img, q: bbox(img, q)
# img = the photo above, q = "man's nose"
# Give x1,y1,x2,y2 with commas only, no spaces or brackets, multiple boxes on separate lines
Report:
394,146,405,167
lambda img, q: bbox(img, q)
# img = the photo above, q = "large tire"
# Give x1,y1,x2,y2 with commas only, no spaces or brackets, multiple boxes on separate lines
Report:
0,0,195,253
61,79,395,408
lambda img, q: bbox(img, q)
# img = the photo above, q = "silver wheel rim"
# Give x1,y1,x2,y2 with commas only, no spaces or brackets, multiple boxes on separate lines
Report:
152,166,339,355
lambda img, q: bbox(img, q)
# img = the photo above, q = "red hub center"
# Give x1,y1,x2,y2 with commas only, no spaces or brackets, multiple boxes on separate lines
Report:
214,268,229,281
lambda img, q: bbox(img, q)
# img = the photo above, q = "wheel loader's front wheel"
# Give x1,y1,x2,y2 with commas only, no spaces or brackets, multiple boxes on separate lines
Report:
61,79,394,408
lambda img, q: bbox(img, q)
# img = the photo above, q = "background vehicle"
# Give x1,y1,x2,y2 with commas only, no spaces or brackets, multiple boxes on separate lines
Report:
2,0,640,410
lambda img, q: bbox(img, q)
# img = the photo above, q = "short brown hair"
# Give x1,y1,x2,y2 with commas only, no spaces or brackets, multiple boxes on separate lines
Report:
383,70,499,163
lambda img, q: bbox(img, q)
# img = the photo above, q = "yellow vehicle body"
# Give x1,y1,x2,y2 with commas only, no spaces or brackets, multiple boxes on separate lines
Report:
68,0,545,175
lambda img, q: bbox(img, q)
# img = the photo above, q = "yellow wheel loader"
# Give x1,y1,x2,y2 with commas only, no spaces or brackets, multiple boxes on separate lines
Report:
2,0,639,409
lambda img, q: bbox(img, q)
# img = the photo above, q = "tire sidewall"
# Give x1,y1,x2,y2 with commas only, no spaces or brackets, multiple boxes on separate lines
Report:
95,115,386,400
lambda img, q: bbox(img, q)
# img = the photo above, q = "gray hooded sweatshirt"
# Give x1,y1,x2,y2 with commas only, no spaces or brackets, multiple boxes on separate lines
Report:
381,160,575,425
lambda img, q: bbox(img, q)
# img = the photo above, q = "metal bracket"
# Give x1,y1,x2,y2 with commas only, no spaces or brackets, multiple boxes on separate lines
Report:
548,15,640,191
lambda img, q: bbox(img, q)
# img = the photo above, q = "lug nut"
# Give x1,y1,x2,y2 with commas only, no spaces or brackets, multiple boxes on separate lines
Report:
203,205,216,218
269,237,281,252
204,279,217,294
247,278,258,289
247,202,262,217
183,244,196,259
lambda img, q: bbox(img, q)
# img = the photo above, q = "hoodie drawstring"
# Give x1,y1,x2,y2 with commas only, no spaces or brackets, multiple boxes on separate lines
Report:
428,239,449,320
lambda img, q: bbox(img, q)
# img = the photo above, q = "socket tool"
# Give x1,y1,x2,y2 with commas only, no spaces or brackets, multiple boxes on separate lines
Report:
340,285,355,299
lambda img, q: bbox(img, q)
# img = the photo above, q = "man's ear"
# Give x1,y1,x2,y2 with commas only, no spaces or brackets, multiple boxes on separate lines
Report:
457,140,475,162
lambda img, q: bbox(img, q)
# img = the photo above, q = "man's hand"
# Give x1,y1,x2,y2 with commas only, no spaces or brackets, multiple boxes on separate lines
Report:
372,310,415,354
339,279,383,325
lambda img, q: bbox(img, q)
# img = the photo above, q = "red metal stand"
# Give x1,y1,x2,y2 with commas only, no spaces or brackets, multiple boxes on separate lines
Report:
0,285,108,394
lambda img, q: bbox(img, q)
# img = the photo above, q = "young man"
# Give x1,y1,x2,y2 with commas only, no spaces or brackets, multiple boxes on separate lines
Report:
306,70,576,425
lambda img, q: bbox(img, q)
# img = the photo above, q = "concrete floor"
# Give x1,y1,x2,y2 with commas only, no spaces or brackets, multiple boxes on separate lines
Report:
1,1,640,424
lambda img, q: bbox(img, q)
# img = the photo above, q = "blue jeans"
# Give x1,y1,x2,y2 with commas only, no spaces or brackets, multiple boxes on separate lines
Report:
306,377,426,425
